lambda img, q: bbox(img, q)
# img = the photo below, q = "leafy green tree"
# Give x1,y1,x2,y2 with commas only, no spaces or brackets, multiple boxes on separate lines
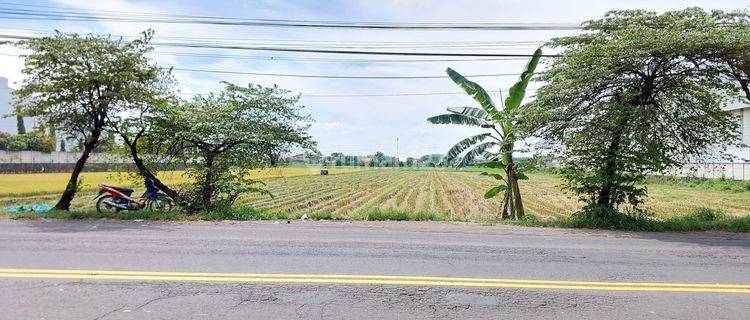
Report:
696,10,750,103
47,125,56,151
59,139,66,152
372,151,387,167
7,135,26,151
103,55,178,201
524,9,739,216
428,49,542,219
0,132,22,151
154,82,315,212
25,125,55,153
15,115,25,135
406,157,415,167
14,30,168,210
419,154,442,167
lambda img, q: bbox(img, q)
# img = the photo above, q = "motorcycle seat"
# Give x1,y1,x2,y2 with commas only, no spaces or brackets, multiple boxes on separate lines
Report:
106,185,134,196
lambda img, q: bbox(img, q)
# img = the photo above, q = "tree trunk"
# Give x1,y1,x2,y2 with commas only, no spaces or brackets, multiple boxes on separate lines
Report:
739,78,750,103
201,155,215,211
500,191,510,219
596,132,622,210
506,156,525,219
123,137,181,201
54,128,101,210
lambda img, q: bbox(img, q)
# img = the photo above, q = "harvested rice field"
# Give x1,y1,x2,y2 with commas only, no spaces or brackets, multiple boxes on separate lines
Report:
5,169,748,221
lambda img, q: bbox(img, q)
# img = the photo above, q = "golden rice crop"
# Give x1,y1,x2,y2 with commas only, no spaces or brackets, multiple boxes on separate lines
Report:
0,167,363,197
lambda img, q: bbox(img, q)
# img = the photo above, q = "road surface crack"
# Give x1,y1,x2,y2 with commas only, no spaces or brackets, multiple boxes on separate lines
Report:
91,304,125,320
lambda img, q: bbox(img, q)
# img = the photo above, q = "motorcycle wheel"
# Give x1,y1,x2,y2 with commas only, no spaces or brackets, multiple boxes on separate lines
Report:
96,195,120,214
147,195,173,212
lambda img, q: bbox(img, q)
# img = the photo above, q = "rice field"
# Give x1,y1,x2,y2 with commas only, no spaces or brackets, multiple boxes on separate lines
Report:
0,167,363,197
4,169,749,221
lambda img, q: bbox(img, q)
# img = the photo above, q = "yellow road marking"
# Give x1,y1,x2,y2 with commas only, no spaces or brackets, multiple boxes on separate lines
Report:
0,268,748,293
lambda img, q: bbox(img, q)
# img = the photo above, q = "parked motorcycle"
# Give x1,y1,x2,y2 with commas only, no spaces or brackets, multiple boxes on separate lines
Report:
95,177,173,213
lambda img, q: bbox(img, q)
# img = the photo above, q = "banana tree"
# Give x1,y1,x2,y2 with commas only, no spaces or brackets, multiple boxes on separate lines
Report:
427,48,542,219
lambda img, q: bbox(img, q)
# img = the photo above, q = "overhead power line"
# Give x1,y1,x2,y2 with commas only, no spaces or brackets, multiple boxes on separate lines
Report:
0,27,547,62
156,41,558,57
156,52,536,63
0,5,583,31
181,88,540,98
0,33,559,58
171,67,522,79
0,26,550,48
0,51,532,80
4,86,538,97
0,51,534,63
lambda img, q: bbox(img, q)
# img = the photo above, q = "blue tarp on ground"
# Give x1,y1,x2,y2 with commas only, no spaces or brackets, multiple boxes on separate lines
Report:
3,204,52,213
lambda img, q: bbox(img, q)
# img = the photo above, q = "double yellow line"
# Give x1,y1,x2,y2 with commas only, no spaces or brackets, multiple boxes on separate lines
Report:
1,268,748,293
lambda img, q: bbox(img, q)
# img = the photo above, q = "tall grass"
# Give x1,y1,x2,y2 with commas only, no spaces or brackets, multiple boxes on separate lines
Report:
525,207,750,232
646,175,750,193
4,206,748,232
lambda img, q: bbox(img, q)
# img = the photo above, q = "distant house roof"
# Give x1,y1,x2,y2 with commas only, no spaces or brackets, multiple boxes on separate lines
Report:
724,101,749,111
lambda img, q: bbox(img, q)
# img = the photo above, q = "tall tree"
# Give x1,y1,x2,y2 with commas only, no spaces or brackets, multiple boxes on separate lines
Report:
524,9,739,215
15,115,25,135
47,125,56,151
428,49,542,219
154,82,315,212
14,30,170,210
703,10,750,103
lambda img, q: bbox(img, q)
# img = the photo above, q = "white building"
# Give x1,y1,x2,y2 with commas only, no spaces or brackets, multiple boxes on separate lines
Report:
0,76,37,135
0,76,16,134
2,76,43,137
725,102,750,162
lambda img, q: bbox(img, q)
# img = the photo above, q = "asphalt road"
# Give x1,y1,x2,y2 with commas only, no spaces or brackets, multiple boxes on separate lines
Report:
0,218,749,319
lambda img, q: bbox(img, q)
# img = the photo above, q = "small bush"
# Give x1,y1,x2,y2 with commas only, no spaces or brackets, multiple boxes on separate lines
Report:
366,209,443,221
682,207,719,222
516,214,541,226
563,207,662,231
306,211,334,220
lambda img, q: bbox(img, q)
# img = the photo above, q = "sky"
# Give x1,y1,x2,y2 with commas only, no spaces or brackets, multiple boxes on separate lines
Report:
0,0,748,157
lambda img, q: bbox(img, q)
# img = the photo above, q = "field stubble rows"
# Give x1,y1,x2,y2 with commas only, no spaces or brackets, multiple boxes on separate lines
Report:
3,169,749,220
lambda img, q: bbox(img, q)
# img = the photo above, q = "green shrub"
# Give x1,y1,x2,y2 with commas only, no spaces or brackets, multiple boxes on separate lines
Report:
366,209,443,221
0,130,55,152
516,214,541,226
682,207,719,222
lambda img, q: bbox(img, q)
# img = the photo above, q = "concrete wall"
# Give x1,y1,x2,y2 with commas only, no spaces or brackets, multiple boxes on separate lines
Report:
0,151,130,173
0,151,125,164
666,162,750,180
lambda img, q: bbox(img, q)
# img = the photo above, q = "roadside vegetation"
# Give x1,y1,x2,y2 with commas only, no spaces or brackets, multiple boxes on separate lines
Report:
428,48,542,220
6,200,749,233
518,9,750,225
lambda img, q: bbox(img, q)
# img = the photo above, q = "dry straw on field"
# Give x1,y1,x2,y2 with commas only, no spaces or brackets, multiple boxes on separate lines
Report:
3,169,748,220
